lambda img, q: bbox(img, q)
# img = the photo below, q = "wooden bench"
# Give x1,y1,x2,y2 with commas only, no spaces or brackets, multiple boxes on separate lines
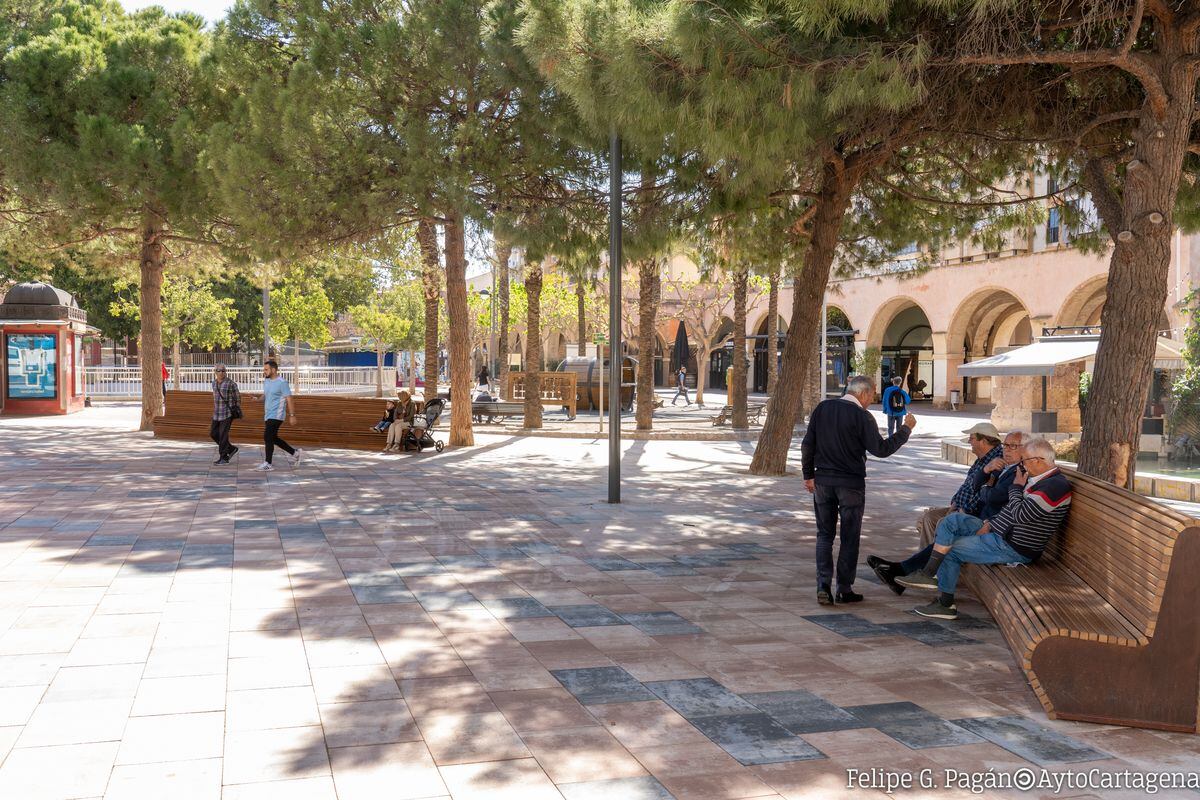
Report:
710,403,766,426
932,467,1200,732
506,371,578,419
153,390,428,452
472,401,524,424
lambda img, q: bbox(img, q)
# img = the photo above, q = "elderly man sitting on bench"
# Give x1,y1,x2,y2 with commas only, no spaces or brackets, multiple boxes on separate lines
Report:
891,437,1073,620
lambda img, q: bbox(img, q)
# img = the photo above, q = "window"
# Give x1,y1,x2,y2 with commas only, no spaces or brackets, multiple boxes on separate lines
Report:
897,242,919,256
6,333,57,399
1047,176,1059,195
1047,207,1061,245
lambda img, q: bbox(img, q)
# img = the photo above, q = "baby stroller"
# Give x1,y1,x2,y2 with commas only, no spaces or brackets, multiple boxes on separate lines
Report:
403,398,446,453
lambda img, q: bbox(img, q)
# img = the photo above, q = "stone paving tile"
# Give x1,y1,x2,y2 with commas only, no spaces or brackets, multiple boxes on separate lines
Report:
551,666,656,705
480,597,555,619
329,741,448,799
879,620,981,647
644,678,761,719
688,712,826,765
104,757,223,800
557,775,676,800
548,604,627,628
741,689,867,735
0,741,120,799
846,702,984,750
801,613,893,639
953,714,1111,766
619,611,704,636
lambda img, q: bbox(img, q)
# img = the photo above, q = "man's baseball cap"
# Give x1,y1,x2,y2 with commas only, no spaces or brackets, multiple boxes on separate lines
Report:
962,422,1001,439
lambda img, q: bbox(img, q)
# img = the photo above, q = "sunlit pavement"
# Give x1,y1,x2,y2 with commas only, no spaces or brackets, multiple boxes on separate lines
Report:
0,407,1196,799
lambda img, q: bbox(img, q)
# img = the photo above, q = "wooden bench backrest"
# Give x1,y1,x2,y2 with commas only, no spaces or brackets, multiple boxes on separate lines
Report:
1050,466,1193,637
161,390,421,432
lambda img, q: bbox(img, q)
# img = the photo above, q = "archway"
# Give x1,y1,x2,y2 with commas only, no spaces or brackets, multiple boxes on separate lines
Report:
1056,274,1108,329
869,300,934,400
946,288,1032,403
752,313,790,393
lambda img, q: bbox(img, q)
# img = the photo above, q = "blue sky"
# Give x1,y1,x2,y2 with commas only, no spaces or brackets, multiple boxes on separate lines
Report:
121,0,232,23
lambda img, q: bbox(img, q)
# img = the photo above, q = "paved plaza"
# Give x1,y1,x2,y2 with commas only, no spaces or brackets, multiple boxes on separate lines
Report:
0,407,1198,800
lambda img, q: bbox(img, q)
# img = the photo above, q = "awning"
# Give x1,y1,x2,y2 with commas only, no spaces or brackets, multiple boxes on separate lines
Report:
958,336,1186,377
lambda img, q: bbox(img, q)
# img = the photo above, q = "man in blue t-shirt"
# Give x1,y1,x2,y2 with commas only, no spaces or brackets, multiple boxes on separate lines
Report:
255,360,302,472
880,376,910,437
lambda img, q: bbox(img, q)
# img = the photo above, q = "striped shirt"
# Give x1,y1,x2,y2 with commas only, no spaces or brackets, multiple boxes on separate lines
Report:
990,468,1072,560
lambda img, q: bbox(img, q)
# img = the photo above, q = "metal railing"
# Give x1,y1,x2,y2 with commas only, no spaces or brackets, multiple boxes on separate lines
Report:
84,366,396,397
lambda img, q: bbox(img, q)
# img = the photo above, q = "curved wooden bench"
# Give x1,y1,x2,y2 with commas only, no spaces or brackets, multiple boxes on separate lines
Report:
943,467,1200,732
153,390,428,452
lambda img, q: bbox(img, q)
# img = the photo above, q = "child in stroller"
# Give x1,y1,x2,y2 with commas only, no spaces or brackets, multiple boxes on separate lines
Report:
401,397,446,453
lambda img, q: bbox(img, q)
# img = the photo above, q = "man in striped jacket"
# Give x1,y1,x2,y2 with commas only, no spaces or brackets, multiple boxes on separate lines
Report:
895,437,1072,620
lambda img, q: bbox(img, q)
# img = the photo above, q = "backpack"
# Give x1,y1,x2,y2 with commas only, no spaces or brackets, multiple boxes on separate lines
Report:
887,387,906,412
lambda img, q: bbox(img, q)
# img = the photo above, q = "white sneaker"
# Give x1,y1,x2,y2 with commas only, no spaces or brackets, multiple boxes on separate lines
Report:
254,462,274,472
291,449,303,466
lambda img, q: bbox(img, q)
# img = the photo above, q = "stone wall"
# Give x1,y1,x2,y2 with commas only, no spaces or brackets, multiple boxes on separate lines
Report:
990,361,1082,433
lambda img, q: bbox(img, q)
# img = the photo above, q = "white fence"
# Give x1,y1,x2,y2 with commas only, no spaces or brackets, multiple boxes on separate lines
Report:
85,366,396,398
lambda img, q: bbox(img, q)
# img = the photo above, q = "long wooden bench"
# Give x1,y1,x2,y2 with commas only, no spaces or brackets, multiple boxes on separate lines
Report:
931,467,1200,732
472,401,524,424
153,390,428,452
711,403,766,426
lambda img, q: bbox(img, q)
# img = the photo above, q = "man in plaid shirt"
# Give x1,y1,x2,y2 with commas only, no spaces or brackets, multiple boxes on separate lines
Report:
915,422,1004,542
210,364,241,465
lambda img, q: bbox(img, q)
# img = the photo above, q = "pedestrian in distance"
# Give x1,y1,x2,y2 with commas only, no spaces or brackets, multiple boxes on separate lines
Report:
801,374,916,605
254,359,302,472
210,364,241,465
671,366,691,406
881,376,910,437
478,364,490,393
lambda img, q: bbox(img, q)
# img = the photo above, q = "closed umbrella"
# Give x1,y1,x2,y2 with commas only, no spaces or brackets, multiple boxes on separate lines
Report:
672,322,690,374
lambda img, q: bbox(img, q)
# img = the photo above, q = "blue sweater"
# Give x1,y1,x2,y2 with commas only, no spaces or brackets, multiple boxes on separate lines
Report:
881,385,910,416
801,398,910,488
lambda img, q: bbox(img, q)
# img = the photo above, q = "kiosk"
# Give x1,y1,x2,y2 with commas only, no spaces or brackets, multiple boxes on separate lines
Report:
0,282,96,416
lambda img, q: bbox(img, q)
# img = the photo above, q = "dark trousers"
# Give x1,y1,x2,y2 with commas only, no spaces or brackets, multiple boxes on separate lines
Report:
813,483,866,590
264,418,295,464
899,543,934,575
210,417,234,458
887,414,904,437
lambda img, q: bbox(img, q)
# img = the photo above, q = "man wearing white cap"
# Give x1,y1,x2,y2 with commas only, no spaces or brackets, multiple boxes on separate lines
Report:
920,422,1004,540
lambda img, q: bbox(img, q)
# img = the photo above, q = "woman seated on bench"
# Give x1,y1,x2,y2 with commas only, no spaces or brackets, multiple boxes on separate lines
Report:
384,391,416,452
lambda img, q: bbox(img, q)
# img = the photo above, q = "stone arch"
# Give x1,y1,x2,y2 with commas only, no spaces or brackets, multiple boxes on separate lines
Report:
866,298,935,399
1056,274,1108,329
865,296,930,350
945,287,1032,359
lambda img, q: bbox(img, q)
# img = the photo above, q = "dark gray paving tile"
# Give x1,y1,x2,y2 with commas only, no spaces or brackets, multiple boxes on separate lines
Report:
551,667,655,705
85,534,139,547
743,690,866,734
640,562,700,577
846,702,982,749
516,541,560,554
722,543,777,554
390,561,446,576
54,521,102,533
880,621,980,647
620,612,703,636
352,586,417,604
411,589,477,611
183,544,234,555
481,597,555,619
179,555,234,569
673,554,739,568
645,678,759,718
437,554,490,569
549,605,627,628
584,556,645,572
953,715,1109,766
132,538,186,552
234,519,276,529
802,613,892,639
689,713,825,765
939,612,997,631
559,776,675,800
473,546,529,561
345,571,405,588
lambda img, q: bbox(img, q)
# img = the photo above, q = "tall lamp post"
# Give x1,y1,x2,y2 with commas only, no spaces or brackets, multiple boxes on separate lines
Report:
608,133,622,504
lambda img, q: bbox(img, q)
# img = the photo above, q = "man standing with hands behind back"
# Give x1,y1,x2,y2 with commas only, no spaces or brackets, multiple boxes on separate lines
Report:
802,375,915,605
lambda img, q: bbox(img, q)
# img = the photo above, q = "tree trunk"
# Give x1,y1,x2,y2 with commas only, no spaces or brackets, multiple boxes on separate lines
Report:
767,269,780,396
524,261,544,428
408,348,417,393
294,334,301,390
750,164,854,475
576,280,586,356
696,351,708,407
444,213,473,446
138,209,165,431
417,217,441,400
731,265,749,429
495,241,512,399
635,258,660,430
375,343,384,398
171,336,181,390
1077,44,1195,488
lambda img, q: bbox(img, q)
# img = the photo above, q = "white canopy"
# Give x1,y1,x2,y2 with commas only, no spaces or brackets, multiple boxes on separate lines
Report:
958,336,1185,378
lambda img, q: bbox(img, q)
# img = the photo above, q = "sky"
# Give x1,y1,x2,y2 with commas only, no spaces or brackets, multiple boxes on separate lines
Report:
120,0,232,23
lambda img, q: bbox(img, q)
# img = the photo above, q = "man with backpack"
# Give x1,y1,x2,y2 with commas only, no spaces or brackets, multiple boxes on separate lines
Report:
881,376,910,436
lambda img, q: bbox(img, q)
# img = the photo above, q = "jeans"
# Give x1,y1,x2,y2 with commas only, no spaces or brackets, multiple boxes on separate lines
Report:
264,418,295,464
933,512,1030,593
887,414,904,437
210,417,233,458
813,483,865,590
672,387,690,405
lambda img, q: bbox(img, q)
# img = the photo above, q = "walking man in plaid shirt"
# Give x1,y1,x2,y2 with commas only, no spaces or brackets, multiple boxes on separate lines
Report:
211,364,241,465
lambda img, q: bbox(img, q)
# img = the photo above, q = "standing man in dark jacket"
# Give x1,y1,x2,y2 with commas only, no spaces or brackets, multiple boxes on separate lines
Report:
801,374,916,605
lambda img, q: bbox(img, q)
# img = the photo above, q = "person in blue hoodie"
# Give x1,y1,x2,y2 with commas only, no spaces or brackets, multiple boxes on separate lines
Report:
880,376,910,436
